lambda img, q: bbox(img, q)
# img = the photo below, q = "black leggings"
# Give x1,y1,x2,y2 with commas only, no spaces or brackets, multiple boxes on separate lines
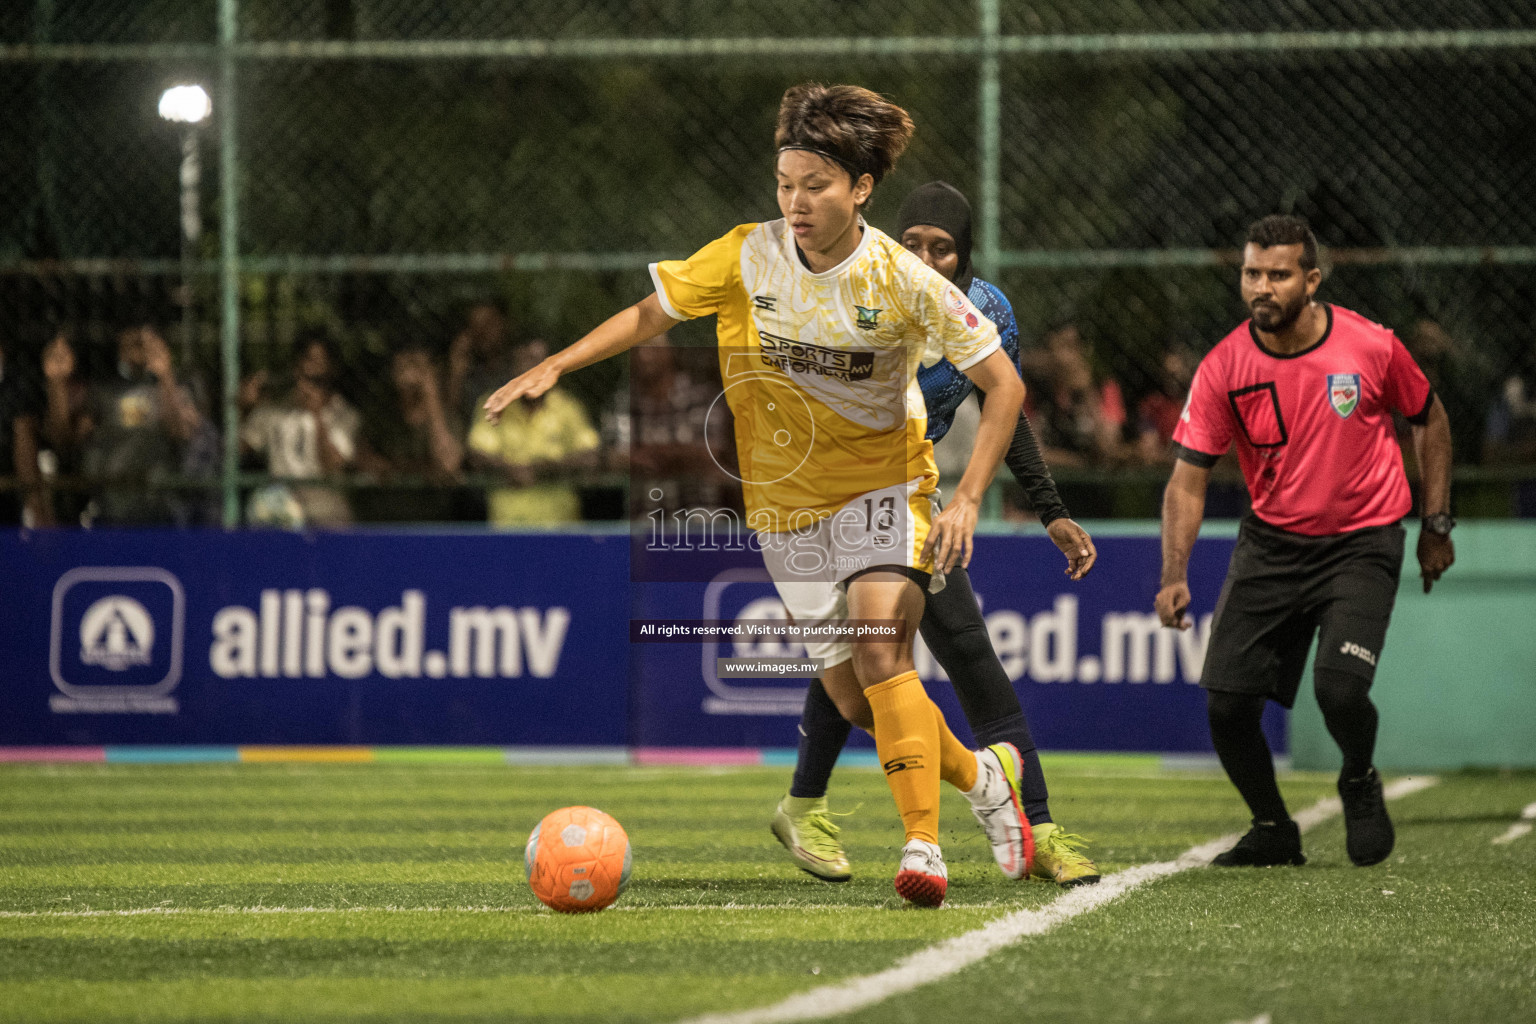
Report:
1207,668,1380,822
919,565,1026,727
922,566,1051,823
791,564,1052,824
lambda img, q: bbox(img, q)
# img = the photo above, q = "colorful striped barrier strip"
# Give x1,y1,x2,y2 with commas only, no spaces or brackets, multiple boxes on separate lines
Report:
104,747,240,764
0,745,864,766
0,746,107,762
0,747,1191,771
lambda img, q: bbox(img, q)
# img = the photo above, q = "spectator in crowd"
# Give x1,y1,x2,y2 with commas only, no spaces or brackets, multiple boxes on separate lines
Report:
239,330,360,527
1404,319,1497,465
1136,345,1197,464
0,332,46,526
39,329,93,526
354,340,465,523
79,321,214,526
1028,322,1128,467
447,301,516,428
1485,369,1536,464
603,337,738,516
468,339,600,526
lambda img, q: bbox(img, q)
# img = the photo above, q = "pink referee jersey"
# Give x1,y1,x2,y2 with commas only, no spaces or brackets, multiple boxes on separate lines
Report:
1173,304,1433,536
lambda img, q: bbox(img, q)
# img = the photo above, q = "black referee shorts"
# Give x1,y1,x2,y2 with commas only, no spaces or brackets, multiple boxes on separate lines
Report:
1200,515,1405,708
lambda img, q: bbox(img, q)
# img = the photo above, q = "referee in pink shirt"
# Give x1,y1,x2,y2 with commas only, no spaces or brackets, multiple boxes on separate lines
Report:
1156,215,1455,868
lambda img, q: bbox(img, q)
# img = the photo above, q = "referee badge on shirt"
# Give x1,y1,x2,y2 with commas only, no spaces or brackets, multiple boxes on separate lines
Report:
1327,373,1361,419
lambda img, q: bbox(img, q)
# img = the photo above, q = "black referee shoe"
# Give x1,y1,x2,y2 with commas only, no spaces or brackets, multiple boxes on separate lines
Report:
1339,767,1395,867
1212,819,1306,867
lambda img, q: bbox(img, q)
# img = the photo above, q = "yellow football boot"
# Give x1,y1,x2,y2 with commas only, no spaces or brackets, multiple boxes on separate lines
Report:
1030,823,1101,887
771,795,852,882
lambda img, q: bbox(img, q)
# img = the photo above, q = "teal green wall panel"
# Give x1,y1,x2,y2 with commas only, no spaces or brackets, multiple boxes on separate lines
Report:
1290,522,1536,772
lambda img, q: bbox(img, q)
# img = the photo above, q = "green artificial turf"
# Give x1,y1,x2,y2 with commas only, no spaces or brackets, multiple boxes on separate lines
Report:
0,759,1531,1023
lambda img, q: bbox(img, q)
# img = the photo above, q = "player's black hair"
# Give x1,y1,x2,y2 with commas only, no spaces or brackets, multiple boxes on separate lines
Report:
774,83,914,189
1246,215,1319,272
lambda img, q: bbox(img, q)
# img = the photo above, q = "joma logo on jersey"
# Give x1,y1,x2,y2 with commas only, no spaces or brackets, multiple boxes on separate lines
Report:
854,305,881,330
1340,641,1377,666
1327,373,1361,418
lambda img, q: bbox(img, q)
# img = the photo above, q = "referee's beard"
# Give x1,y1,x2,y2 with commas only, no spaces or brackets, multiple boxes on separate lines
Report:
1249,293,1308,333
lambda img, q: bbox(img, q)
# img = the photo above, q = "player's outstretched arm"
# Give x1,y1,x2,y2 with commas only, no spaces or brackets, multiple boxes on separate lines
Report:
483,293,680,423
924,348,1023,573
1411,393,1455,593
1156,459,1210,630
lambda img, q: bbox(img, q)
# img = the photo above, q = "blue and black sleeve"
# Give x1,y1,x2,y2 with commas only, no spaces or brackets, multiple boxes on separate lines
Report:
969,284,1070,526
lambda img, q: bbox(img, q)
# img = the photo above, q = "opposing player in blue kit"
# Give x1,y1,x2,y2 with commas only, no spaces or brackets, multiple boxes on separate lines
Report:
770,181,1103,888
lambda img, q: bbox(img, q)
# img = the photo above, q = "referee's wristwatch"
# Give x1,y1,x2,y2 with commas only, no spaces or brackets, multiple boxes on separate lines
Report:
1422,512,1456,536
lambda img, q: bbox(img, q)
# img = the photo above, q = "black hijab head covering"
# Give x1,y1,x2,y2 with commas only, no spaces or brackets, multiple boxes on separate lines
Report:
895,181,974,293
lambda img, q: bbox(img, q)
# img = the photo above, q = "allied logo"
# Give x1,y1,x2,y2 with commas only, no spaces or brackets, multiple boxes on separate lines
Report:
1327,373,1361,419
854,305,881,330
79,596,155,670
50,566,185,714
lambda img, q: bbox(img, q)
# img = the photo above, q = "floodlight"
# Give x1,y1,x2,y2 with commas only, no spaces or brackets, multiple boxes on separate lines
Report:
158,84,211,124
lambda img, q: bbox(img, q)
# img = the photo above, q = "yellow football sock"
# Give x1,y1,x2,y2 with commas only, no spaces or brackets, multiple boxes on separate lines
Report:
934,700,978,792
865,670,941,845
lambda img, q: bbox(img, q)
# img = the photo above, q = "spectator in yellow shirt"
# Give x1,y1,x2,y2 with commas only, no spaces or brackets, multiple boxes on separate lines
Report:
467,340,599,526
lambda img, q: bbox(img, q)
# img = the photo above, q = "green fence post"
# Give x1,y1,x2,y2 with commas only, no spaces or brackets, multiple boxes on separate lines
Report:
976,0,1000,283
218,0,241,528
978,0,1003,516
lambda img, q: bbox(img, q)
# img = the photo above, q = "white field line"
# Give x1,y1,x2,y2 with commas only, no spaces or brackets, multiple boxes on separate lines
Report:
1224,1015,1272,1024
1490,800,1536,846
676,776,1438,1024
0,905,519,920
1493,824,1533,845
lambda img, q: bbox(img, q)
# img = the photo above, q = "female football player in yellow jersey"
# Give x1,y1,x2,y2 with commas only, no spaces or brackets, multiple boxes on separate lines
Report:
485,83,1030,907
771,181,1101,891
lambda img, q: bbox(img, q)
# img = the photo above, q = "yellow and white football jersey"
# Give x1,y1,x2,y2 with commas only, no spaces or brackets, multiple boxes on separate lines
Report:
649,219,999,531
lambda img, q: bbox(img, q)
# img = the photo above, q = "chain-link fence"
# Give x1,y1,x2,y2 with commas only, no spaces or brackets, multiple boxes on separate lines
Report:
3,0,1534,527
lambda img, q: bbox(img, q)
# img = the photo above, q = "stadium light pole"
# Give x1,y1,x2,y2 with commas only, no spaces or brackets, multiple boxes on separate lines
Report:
158,84,212,366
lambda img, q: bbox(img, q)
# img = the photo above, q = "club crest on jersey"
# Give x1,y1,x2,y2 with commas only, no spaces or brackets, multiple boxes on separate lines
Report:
1327,373,1361,418
854,305,881,330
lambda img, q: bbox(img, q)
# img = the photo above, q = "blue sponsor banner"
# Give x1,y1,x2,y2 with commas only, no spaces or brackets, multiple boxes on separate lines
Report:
0,530,629,745
0,527,1280,753
631,532,1287,754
